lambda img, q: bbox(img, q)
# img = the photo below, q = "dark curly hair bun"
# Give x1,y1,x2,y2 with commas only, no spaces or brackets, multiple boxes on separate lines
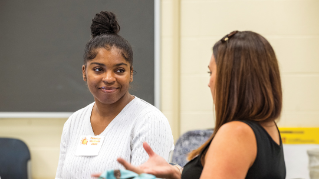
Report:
90,11,120,38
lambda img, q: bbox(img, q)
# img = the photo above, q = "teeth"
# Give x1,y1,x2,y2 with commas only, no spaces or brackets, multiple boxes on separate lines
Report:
101,87,115,90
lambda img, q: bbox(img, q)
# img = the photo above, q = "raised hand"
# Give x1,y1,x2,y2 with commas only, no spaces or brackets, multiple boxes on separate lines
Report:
118,142,181,179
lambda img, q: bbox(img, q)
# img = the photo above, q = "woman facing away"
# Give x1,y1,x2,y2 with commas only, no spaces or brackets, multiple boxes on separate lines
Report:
55,11,174,179
106,31,286,179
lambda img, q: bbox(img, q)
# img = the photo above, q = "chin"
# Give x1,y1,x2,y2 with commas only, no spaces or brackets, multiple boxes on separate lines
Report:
96,93,127,105
99,98,120,105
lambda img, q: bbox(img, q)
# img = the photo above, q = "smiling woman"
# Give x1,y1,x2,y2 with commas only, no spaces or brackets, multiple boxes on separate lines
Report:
55,11,174,179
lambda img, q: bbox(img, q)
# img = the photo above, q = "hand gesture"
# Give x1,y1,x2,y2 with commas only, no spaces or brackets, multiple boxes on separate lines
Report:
118,142,181,179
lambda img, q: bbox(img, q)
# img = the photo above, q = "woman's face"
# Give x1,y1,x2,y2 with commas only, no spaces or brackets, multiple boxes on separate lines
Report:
82,47,133,105
208,53,217,103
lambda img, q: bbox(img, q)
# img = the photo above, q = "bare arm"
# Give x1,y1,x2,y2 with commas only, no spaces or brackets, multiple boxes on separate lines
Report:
200,121,257,179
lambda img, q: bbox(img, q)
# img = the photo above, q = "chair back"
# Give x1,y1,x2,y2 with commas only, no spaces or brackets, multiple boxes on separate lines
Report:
0,138,31,179
171,129,214,167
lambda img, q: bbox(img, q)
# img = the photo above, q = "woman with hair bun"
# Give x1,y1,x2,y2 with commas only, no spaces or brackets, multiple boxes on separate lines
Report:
55,11,174,179
114,31,286,179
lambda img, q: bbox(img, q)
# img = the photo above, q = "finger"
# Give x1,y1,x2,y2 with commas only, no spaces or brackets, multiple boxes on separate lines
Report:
117,158,144,174
91,173,102,178
117,158,132,169
143,142,155,157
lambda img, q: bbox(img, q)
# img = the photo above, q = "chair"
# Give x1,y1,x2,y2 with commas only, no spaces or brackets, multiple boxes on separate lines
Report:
0,138,31,179
171,129,214,167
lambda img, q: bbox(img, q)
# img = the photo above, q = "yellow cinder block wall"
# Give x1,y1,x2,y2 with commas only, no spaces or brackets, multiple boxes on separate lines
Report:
0,118,66,179
161,0,319,136
1,0,319,178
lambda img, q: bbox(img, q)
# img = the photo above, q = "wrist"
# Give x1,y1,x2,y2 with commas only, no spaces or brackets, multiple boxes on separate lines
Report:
169,163,182,179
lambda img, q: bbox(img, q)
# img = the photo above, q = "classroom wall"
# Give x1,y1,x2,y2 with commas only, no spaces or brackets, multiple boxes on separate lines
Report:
1,0,319,178
161,0,319,136
0,118,65,179
161,0,181,142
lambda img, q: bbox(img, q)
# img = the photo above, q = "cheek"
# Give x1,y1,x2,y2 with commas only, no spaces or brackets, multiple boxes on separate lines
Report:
209,76,215,89
86,74,99,87
210,81,215,94
118,74,131,87
209,74,216,97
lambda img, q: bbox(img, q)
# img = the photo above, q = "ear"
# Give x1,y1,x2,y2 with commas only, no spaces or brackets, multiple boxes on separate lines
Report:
130,67,133,83
82,65,87,81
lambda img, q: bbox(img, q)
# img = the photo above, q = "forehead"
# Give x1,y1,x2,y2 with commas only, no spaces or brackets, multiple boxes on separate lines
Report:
209,53,216,67
90,47,127,64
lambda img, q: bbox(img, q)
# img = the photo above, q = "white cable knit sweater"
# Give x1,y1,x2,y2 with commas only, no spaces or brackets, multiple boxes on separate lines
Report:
55,97,174,179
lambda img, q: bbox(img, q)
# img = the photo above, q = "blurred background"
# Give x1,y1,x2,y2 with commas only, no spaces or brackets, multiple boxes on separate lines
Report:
1,0,319,178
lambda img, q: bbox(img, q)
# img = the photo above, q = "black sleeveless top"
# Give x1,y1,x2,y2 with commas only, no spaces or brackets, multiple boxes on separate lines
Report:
181,121,286,179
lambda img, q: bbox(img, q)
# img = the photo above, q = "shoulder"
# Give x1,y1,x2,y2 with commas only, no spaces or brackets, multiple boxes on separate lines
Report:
131,97,172,134
207,121,257,164
132,97,167,120
212,121,257,151
201,121,257,178
64,102,94,127
69,102,93,118
216,121,255,140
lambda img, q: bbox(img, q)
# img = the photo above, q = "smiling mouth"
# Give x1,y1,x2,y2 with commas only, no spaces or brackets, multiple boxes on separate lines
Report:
99,87,119,93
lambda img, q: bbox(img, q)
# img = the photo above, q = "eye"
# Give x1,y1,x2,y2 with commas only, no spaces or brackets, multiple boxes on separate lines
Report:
116,68,125,73
208,71,212,75
93,67,103,72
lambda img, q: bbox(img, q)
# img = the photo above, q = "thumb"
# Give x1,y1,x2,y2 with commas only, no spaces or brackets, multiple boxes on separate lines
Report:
143,142,155,157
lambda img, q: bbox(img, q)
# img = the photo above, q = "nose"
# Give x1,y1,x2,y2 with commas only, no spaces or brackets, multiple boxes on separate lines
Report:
102,71,115,84
208,82,210,87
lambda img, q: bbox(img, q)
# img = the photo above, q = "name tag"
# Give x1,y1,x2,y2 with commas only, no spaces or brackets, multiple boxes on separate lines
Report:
75,135,105,156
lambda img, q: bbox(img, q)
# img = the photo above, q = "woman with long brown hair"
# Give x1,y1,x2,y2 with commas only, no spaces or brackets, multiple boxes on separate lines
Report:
93,31,286,179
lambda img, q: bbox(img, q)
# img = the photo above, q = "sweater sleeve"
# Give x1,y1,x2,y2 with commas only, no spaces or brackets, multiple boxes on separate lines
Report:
130,108,174,166
55,118,71,179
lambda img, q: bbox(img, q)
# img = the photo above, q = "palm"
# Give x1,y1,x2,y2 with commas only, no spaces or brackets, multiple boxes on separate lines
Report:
139,151,173,177
117,142,179,179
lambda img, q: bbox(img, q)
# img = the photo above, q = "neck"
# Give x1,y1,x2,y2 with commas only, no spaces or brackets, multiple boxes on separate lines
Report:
259,120,276,128
94,92,134,119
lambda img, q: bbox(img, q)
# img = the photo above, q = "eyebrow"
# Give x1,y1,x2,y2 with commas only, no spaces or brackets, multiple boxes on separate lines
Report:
114,63,128,67
89,62,128,67
90,62,105,66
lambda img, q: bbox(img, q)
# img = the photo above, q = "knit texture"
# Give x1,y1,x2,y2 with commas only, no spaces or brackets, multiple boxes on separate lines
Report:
55,97,174,179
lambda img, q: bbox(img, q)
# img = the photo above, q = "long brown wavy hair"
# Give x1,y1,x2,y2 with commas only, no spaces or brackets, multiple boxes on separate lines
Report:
188,31,282,162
